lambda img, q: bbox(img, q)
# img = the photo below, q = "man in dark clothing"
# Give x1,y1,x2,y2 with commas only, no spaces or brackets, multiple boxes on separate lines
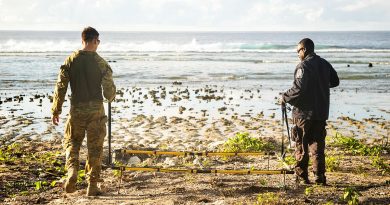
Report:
281,38,339,185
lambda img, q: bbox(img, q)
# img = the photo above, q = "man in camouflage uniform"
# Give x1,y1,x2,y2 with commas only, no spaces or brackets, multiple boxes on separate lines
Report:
281,38,339,185
51,27,116,196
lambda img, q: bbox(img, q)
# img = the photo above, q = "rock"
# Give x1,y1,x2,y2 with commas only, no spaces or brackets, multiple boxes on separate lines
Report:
170,116,183,124
213,200,226,205
164,157,178,166
142,158,154,166
172,95,182,102
368,63,373,67
155,116,167,124
193,157,204,168
179,106,186,114
208,141,225,150
218,107,227,112
128,156,141,165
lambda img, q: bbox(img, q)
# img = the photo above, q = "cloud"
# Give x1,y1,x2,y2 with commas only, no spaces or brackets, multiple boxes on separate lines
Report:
0,0,389,31
138,0,179,11
305,8,324,21
338,0,379,11
242,1,324,26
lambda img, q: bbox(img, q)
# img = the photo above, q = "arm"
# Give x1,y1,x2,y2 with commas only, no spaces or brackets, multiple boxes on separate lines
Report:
101,63,116,102
282,63,308,106
51,62,70,125
329,65,339,88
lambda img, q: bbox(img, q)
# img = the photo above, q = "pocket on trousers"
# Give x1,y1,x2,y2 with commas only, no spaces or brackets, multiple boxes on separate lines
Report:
100,115,108,124
291,125,302,142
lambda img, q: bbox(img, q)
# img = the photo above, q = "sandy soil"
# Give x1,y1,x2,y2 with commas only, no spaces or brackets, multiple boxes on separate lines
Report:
1,85,389,204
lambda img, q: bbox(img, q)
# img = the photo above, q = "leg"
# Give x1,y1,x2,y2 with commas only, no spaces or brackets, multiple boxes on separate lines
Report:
85,107,106,196
63,114,86,193
293,119,311,183
309,120,327,185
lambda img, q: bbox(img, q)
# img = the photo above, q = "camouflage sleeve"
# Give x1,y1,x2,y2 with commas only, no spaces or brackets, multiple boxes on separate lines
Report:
101,61,116,102
51,60,70,115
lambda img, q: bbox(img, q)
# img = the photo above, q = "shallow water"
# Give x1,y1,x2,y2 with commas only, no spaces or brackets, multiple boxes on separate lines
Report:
0,31,389,141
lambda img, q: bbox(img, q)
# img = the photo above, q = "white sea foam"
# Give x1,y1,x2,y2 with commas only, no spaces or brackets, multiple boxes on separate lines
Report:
1,38,390,53
0,39,79,52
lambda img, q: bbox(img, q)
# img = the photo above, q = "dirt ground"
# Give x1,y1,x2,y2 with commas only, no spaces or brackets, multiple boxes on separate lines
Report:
1,142,389,205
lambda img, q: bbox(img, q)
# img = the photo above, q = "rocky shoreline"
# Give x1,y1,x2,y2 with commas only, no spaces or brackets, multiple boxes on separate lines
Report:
0,84,389,204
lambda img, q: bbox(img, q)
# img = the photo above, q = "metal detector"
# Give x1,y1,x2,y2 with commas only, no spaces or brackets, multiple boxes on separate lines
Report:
281,103,292,159
107,102,112,166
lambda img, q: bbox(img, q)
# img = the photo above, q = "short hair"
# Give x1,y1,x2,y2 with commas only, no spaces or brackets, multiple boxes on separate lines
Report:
298,38,315,53
82,27,99,42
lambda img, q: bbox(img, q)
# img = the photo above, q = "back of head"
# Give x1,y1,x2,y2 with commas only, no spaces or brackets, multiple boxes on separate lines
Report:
82,27,99,42
299,38,315,54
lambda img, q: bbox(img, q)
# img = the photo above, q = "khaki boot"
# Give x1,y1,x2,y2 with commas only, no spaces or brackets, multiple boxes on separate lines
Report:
64,168,77,193
86,182,102,196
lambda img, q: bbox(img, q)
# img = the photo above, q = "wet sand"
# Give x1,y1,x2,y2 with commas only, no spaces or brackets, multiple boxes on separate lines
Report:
1,84,389,204
1,84,388,148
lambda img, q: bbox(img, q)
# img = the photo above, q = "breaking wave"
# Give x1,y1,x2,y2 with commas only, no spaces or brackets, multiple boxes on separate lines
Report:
1,38,390,53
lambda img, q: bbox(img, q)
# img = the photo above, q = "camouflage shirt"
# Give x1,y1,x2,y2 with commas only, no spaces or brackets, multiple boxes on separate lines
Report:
51,50,116,115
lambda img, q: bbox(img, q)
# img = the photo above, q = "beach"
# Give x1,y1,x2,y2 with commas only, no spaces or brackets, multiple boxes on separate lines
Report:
0,31,389,204
1,83,388,149
1,83,389,204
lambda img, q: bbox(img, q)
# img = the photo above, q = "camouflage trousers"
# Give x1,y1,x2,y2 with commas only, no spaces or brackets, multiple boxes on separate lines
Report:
291,119,327,178
63,103,107,183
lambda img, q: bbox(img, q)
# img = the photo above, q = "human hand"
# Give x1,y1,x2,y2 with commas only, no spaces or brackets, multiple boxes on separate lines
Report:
277,96,285,106
52,114,59,125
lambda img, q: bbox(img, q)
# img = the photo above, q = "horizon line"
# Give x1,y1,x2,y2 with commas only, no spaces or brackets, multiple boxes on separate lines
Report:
1,29,390,32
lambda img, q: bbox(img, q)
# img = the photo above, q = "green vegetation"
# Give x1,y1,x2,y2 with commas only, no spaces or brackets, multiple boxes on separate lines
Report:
258,178,268,186
324,201,335,205
112,161,125,178
342,187,361,205
221,132,275,153
371,155,390,175
0,143,66,198
283,155,296,166
304,186,314,196
77,169,86,183
329,132,384,156
325,155,342,172
329,132,389,175
256,192,281,205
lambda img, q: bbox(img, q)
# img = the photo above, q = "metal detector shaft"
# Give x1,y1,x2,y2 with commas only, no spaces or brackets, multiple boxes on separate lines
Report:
281,104,285,157
108,102,112,165
283,105,292,148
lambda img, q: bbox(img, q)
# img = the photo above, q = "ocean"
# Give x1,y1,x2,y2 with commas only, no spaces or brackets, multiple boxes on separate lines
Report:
0,31,389,122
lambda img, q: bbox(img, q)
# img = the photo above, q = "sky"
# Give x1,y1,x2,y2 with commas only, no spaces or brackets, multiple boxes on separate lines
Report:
0,0,390,31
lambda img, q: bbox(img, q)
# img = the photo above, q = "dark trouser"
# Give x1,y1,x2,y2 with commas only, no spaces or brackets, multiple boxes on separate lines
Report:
292,118,326,179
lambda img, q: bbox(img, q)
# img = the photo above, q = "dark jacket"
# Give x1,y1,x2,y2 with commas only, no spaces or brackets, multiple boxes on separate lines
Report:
282,53,339,120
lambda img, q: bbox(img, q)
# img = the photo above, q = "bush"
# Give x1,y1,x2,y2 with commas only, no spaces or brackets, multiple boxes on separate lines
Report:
326,155,342,172
330,133,384,156
256,192,280,205
282,155,296,166
221,132,275,152
342,187,361,205
371,155,390,175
